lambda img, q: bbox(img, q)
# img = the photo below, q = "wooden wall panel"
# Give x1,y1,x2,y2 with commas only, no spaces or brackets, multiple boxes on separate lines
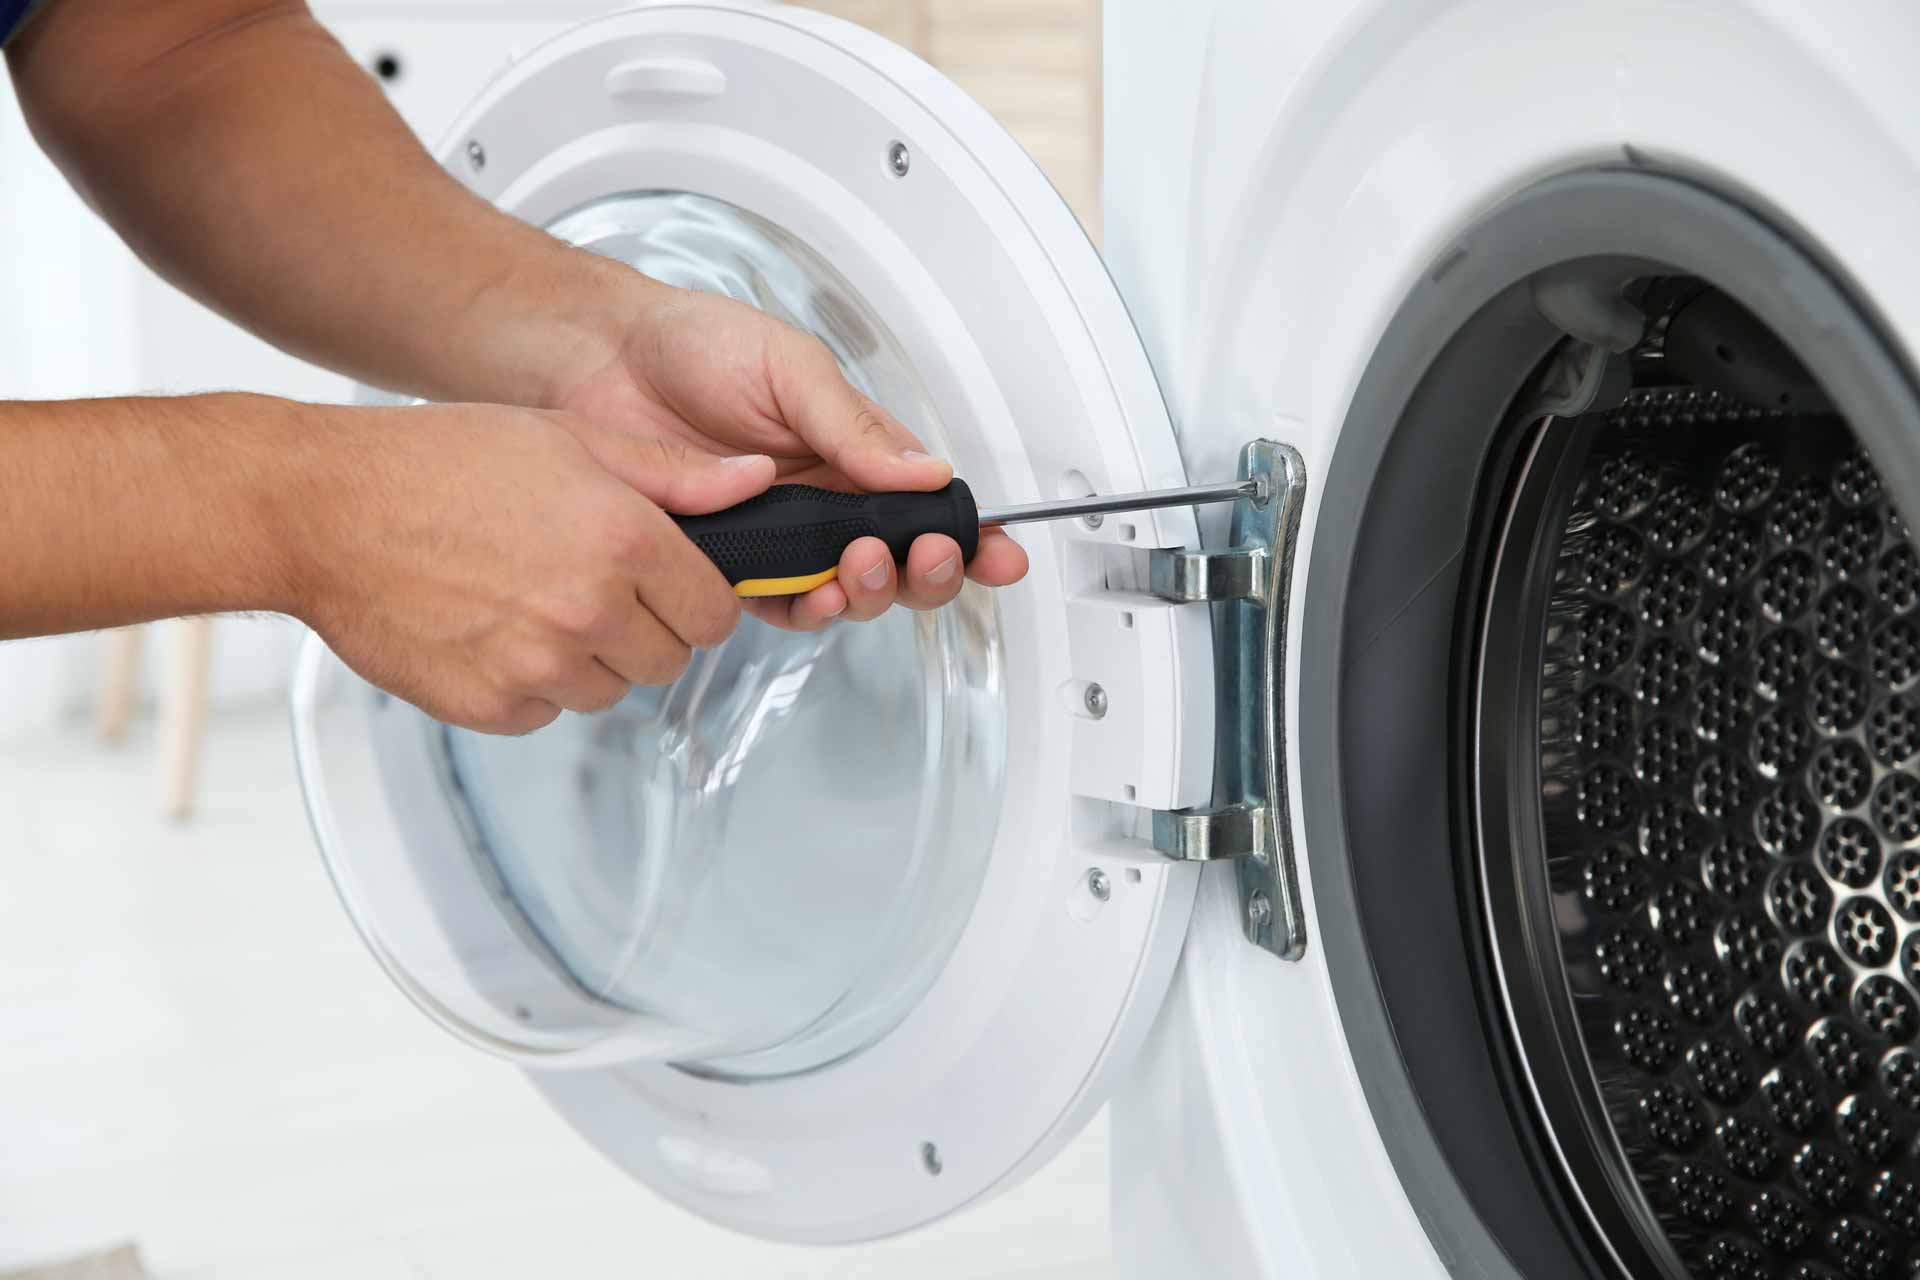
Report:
802,0,1102,235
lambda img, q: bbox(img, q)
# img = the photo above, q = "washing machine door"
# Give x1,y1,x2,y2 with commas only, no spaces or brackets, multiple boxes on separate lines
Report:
291,1,1227,1243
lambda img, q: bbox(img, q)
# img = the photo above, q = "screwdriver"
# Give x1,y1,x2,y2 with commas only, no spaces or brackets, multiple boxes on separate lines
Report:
674,475,1263,597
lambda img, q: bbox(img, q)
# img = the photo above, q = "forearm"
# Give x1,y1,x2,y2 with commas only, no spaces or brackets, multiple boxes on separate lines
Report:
5,0,643,407
0,394,315,637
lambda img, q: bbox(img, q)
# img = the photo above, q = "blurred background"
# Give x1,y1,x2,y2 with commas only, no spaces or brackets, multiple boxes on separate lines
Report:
0,2,1107,1277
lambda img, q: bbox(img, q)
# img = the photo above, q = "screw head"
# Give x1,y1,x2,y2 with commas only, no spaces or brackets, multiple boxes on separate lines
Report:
1082,512,1105,530
920,1141,942,1175
1084,683,1109,719
465,139,487,171
1087,868,1112,902
1246,891,1273,933
888,140,911,177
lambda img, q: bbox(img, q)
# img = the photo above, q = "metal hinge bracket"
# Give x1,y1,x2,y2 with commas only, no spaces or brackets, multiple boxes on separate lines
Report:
1145,440,1307,961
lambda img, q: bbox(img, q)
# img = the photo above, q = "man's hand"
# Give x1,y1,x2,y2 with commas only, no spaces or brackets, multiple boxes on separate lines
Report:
6,0,1029,717
548,280,1029,631
288,403,773,734
0,395,765,734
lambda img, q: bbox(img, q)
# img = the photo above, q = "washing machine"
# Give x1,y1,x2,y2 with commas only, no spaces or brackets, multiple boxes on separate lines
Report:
291,2,1920,1275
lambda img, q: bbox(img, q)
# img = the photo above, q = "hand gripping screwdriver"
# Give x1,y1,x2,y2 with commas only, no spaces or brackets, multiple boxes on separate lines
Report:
673,475,1261,597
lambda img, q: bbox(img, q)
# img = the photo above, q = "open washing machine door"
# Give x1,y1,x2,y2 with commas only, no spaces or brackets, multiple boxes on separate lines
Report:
290,0,1301,1244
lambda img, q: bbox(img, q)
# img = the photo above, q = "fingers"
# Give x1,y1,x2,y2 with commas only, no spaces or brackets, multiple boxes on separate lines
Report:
769,333,953,493
615,502,744,650
530,657,633,715
742,582,846,632
555,415,777,515
747,528,1031,631
833,532,965,617
598,604,697,686
835,535,898,622
483,697,564,736
966,528,1029,587
895,533,966,610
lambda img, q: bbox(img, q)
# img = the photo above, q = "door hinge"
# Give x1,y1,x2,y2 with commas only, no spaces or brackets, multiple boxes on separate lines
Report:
1145,440,1307,962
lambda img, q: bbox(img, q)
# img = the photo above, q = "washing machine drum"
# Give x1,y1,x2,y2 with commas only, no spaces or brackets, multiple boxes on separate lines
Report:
1492,392,1920,1278
1307,172,1920,1280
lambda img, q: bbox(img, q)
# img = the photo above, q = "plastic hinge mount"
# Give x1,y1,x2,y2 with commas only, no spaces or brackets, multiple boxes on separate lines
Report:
1146,440,1307,962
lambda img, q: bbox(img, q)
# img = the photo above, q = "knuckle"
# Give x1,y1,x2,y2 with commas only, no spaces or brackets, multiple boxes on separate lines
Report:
643,437,693,473
851,402,893,445
603,512,653,562
546,597,602,640
508,641,574,693
464,692,528,735
579,681,631,715
688,592,742,649
638,641,694,686
514,702,563,735
777,327,834,372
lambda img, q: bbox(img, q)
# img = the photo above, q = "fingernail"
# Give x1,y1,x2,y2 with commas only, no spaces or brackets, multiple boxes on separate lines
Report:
821,596,847,618
925,554,959,586
859,558,890,590
723,453,771,469
900,449,939,464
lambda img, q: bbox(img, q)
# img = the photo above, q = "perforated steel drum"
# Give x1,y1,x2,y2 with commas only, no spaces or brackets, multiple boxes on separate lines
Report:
1476,387,1920,1279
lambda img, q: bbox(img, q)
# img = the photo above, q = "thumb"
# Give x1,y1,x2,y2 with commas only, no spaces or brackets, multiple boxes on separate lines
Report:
771,332,953,492
575,429,777,514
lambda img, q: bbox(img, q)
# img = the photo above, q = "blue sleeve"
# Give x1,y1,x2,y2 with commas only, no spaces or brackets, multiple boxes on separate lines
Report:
0,0,54,47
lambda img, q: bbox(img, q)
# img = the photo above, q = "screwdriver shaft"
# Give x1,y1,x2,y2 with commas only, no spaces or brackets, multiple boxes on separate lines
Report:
977,477,1261,528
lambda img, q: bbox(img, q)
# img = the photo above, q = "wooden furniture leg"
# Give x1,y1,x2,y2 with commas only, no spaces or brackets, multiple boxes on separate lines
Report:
94,627,143,743
158,617,213,820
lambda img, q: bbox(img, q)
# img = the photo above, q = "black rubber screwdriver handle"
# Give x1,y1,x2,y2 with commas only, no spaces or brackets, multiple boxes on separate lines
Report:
673,480,980,597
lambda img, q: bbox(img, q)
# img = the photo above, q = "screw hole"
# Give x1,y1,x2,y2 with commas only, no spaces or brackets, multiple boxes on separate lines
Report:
1715,343,1737,364
920,1141,942,1175
372,51,403,81
1120,611,1135,629
1123,784,1137,801
1119,522,1136,542
1125,867,1142,883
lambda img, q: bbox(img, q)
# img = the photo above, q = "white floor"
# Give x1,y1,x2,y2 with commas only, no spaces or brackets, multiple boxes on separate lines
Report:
0,704,1111,1280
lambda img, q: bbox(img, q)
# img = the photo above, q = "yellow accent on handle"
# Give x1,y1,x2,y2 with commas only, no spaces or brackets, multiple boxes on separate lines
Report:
733,566,840,598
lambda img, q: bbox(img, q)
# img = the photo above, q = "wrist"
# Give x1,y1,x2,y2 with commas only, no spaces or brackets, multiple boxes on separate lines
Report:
459,242,668,412
248,398,364,625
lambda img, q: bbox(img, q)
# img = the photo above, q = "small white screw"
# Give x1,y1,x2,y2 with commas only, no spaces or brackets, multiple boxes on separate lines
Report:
888,141,911,177
1087,868,1112,902
1084,683,1109,719
1082,512,1105,530
466,140,486,171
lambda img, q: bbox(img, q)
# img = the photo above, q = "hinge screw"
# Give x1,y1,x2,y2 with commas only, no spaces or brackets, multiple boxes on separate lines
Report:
1087,868,1112,902
1084,683,1109,719
465,139,486,172
1246,891,1272,933
888,140,911,177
